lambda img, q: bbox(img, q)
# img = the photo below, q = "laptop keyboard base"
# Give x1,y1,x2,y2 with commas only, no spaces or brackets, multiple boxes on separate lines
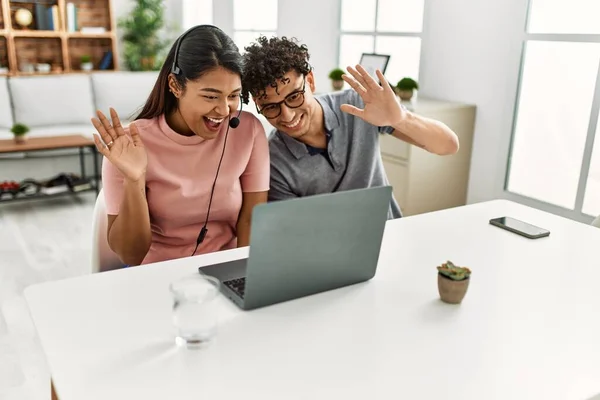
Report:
223,277,246,298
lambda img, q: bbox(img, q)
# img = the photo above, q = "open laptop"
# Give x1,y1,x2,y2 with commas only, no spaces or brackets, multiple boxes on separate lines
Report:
198,186,392,310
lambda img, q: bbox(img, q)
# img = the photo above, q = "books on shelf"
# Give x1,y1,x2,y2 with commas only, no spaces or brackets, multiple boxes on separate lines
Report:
34,4,60,31
66,2,77,33
34,2,92,33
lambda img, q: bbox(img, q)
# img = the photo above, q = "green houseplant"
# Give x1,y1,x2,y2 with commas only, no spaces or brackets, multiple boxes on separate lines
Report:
396,77,419,101
328,68,345,91
80,54,93,71
11,123,29,144
119,0,170,71
437,260,471,304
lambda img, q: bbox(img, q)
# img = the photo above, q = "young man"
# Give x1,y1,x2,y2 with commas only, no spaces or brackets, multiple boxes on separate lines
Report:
241,36,459,219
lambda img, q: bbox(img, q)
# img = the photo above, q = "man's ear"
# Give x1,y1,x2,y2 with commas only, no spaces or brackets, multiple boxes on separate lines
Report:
306,70,316,93
168,74,182,98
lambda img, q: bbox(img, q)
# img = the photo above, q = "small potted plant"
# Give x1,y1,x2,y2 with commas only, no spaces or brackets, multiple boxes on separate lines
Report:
328,68,345,91
437,260,471,304
11,123,29,144
80,55,93,72
395,77,419,101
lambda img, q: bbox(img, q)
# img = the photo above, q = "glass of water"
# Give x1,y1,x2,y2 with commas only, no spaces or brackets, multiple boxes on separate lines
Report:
169,274,220,348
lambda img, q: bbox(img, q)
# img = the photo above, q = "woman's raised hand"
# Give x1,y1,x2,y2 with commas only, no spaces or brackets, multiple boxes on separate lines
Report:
92,108,148,182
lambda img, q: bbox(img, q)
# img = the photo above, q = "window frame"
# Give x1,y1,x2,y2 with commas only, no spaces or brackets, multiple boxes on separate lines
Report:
337,0,424,80
503,0,600,222
232,0,278,51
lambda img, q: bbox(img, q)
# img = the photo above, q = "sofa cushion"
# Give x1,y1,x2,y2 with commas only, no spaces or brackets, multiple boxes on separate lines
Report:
0,77,13,129
91,71,158,122
9,75,95,128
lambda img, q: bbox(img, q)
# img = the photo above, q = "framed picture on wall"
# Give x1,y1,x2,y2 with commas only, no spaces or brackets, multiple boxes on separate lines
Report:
359,53,390,80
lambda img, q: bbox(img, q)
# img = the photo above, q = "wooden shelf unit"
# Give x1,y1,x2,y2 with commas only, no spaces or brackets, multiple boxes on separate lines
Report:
0,0,118,76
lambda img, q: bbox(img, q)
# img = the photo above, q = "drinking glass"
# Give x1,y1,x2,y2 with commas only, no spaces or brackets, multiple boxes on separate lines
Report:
169,274,220,347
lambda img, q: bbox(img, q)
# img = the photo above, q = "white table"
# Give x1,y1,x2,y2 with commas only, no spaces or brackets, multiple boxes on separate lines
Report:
25,200,600,400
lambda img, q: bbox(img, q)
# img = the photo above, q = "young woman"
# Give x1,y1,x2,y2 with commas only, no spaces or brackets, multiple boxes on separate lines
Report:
91,25,270,267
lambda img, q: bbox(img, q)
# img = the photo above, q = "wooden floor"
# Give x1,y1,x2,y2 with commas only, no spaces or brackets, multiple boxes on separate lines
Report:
0,193,96,399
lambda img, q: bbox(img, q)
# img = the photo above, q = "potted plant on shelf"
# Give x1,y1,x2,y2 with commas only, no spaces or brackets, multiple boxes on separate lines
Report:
80,55,93,71
437,260,471,304
11,123,30,144
395,77,419,101
119,0,172,71
328,68,345,91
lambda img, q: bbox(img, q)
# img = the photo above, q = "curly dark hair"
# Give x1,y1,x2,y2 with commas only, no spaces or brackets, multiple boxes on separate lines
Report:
241,36,312,104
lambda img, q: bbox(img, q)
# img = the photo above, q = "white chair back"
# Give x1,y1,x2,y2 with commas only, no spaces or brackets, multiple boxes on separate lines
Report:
91,188,123,273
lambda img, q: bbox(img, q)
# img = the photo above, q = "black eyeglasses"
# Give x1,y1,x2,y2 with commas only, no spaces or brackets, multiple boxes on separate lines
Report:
256,77,306,119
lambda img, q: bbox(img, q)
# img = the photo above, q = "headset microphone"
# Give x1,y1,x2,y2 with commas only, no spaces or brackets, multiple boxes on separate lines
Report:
229,98,243,128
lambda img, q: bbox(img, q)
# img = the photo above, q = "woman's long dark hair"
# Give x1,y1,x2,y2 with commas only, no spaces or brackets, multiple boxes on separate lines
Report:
135,25,243,121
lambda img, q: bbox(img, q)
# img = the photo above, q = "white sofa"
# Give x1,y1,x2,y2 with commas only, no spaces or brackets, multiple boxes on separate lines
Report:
0,72,160,140
0,72,272,181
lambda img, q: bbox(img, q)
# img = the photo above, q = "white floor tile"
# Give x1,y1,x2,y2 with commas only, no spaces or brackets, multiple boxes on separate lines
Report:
0,192,96,400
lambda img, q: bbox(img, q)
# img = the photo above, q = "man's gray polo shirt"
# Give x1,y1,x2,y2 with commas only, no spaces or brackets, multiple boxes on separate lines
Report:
267,89,402,220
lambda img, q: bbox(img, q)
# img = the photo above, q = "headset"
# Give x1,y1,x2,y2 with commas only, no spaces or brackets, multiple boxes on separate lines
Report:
170,25,243,255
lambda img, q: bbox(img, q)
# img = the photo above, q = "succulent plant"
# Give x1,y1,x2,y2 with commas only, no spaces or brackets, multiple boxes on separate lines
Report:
437,260,471,281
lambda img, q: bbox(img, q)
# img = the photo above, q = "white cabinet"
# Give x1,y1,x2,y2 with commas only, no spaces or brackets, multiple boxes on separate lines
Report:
381,97,476,216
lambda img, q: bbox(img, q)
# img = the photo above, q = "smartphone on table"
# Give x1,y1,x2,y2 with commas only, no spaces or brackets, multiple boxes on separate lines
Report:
489,216,550,239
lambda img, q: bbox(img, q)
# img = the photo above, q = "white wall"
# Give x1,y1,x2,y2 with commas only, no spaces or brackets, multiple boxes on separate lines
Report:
213,0,234,36
419,0,528,204
276,0,341,93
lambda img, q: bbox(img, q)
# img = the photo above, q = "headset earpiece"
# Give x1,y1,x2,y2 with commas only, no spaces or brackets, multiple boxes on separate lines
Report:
171,24,220,76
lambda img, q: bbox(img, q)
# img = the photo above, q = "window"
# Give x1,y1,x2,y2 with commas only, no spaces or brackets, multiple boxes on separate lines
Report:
506,0,600,219
338,0,424,86
233,0,277,53
182,0,213,30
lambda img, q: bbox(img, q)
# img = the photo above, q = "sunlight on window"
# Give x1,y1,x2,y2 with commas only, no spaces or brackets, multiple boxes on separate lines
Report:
582,116,600,216
182,0,212,30
376,0,424,33
375,36,421,83
528,0,600,34
341,0,376,32
339,35,374,71
507,41,600,209
234,0,277,31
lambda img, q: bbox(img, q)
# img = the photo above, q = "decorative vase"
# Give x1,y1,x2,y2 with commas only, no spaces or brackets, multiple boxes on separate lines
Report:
81,62,93,72
13,135,26,144
437,273,469,304
331,80,344,91
397,89,414,101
